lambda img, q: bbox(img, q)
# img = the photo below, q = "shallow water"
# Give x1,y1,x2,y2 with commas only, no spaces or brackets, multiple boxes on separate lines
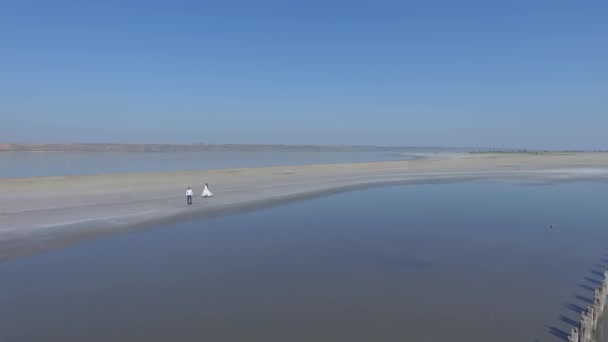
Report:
1,182,607,341
0,151,414,178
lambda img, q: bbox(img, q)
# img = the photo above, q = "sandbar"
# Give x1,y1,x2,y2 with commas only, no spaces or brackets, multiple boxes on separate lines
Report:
1,153,608,260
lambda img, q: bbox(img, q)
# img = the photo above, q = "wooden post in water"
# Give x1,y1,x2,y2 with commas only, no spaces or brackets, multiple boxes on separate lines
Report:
593,289,602,329
601,271,608,314
568,327,579,342
580,308,592,342
568,269,608,342
588,307,595,339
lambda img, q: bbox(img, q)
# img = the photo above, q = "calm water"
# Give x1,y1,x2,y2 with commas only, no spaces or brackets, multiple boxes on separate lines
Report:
1,182,608,341
0,151,414,178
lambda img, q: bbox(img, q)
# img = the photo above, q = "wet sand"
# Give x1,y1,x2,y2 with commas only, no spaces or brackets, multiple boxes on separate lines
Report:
2,153,608,260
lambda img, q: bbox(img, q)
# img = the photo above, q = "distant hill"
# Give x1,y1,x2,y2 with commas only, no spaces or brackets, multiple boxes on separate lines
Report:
0,143,461,153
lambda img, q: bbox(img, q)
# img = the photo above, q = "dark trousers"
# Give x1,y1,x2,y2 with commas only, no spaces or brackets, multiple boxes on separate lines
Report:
187,195,192,205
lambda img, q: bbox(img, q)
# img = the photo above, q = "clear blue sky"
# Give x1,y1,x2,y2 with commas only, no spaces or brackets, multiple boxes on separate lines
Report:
1,0,606,149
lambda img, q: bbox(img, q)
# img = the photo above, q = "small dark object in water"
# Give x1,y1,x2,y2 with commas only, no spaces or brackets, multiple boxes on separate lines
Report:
550,224,555,229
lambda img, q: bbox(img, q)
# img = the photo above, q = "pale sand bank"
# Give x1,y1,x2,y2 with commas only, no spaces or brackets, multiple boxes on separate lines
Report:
1,153,608,260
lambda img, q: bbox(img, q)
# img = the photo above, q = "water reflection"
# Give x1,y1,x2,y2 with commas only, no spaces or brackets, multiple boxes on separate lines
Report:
1,183,607,341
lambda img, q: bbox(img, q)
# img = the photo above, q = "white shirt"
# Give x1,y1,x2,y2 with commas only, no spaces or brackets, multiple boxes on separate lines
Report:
186,189,193,196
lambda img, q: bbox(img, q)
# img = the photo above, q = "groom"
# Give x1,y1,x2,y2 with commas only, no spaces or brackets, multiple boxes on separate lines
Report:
186,186,193,205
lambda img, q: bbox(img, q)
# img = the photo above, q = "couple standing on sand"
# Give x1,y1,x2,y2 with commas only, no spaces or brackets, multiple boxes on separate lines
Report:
186,183,213,205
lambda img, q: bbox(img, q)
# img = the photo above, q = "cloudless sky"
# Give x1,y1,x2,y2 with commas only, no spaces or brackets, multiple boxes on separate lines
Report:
1,0,606,149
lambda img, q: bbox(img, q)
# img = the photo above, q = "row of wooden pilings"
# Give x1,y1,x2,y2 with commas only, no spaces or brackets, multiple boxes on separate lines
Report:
568,270,608,342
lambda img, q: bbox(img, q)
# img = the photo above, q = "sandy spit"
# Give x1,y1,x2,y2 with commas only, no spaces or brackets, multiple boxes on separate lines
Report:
1,153,608,260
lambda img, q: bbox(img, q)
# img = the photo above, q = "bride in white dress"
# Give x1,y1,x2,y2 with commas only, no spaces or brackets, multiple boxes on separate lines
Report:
202,183,213,197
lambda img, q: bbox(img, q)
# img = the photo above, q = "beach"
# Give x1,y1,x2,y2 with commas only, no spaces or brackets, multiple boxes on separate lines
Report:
2,153,608,261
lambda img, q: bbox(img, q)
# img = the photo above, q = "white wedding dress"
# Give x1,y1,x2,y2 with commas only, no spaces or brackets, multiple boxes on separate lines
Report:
202,185,213,197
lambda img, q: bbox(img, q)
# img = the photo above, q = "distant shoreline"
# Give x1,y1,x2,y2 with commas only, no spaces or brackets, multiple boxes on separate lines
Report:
0,143,461,153
470,150,608,154
3,143,604,154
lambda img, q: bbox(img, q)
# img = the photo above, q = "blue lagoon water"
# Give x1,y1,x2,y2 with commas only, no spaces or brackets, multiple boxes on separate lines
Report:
0,151,413,178
1,182,607,341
